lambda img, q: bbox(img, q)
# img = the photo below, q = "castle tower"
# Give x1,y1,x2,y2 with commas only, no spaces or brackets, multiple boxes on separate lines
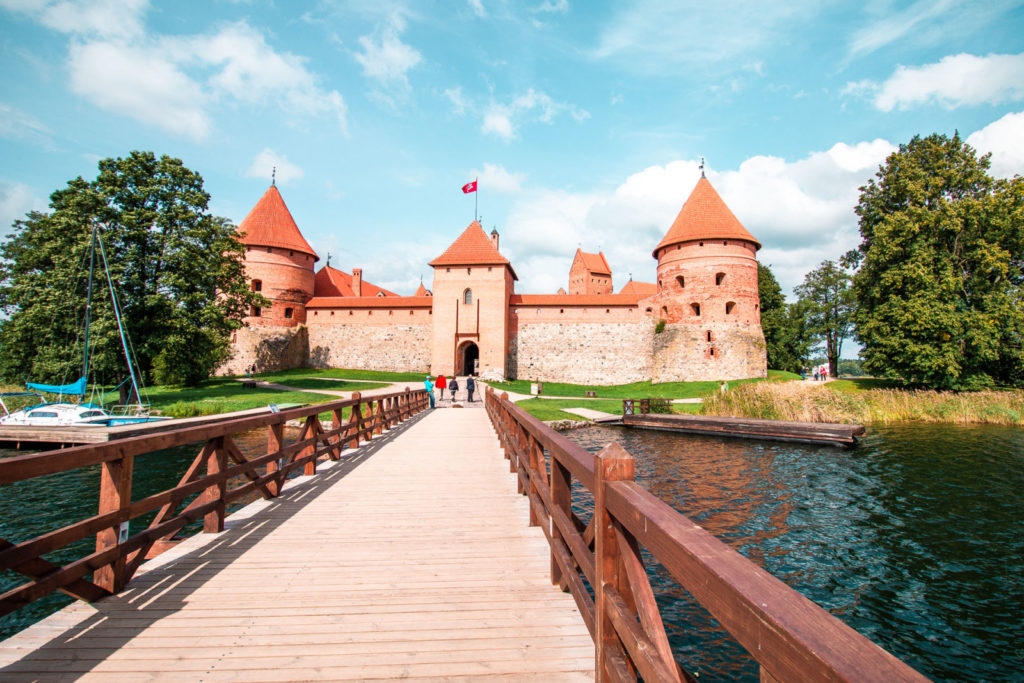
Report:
236,185,318,327
568,249,613,295
428,221,517,378
648,176,767,381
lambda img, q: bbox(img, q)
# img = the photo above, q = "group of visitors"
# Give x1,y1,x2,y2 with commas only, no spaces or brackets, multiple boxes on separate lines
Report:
423,374,476,408
811,365,830,382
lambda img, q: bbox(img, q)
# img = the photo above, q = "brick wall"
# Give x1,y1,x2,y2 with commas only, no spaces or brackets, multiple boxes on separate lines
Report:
509,321,654,384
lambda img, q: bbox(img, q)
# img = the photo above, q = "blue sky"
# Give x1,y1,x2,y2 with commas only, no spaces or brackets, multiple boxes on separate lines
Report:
2,0,1023,304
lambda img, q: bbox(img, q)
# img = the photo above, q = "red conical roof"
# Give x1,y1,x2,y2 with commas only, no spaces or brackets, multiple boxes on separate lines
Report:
237,185,318,260
654,177,760,256
429,221,517,279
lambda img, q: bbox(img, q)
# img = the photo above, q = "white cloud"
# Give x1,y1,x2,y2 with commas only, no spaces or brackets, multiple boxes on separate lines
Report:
535,0,569,13
851,52,1024,111
500,141,897,296
0,0,148,39
245,149,305,185
69,40,211,139
468,0,485,18
0,102,54,147
967,111,1024,178
445,86,468,115
592,0,812,74
353,13,422,103
473,163,526,193
0,180,47,238
481,88,588,140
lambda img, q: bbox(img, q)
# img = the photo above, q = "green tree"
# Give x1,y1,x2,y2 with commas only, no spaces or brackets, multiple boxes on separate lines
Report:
794,259,855,378
758,263,813,373
846,133,1024,389
0,151,266,388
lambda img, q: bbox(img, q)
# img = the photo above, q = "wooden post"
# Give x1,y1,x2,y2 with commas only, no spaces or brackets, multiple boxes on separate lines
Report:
94,448,134,593
303,416,318,476
203,437,228,534
594,442,636,682
267,422,283,496
330,408,344,459
403,387,411,419
550,454,571,588
374,399,384,436
527,433,541,525
350,392,364,446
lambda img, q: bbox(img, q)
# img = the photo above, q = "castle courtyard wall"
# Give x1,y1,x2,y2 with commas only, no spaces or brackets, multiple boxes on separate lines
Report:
509,319,654,384
306,321,431,372
651,322,766,382
220,325,309,375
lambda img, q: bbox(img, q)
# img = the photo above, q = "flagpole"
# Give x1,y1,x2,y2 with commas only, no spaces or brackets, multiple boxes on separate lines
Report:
474,177,478,222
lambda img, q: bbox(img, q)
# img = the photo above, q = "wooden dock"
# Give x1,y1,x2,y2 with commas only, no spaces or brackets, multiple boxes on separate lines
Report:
0,406,593,680
621,410,866,446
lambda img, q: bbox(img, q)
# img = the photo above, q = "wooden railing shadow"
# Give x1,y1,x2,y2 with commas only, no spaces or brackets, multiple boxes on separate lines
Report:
484,386,929,683
1,389,429,676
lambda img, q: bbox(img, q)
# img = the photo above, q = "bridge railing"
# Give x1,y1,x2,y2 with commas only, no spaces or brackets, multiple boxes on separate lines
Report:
0,387,429,619
484,386,927,683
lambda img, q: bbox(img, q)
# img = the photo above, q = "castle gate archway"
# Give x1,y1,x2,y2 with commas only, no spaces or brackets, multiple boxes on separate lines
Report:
459,341,479,376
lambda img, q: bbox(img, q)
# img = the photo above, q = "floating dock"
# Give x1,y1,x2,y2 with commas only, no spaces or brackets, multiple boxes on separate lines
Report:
620,412,866,447
0,407,277,449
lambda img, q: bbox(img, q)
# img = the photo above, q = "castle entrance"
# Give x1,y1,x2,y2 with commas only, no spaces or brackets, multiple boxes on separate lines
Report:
459,342,479,376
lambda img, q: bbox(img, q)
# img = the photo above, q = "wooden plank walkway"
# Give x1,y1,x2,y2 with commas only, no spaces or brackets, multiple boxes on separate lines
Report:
0,406,594,681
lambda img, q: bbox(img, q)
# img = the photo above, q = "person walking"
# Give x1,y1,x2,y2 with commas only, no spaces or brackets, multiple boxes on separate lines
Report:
466,376,476,402
424,375,435,408
448,376,460,402
435,374,447,400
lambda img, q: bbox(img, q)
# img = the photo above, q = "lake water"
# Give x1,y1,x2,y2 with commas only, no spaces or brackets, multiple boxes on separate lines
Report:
563,423,1024,681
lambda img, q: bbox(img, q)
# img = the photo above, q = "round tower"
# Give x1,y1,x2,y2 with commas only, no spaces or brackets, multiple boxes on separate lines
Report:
236,185,318,327
649,176,766,381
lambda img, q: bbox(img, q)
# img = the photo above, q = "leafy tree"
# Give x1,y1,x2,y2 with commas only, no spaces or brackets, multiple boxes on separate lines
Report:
846,133,1024,389
794,259,855,378
758,263,814,373
0,151,266,388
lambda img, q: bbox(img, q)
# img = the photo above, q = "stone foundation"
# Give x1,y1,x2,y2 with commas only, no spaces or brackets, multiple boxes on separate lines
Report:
651,323,766,382
219,325,309,375
510,322,654,384
306,324,431,372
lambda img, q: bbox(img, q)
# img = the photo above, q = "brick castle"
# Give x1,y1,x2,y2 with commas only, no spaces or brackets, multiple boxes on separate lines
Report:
222,175,767,384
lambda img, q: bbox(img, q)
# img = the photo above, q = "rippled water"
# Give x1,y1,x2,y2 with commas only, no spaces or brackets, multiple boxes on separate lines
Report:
0,428,298,640
564,423,1024,681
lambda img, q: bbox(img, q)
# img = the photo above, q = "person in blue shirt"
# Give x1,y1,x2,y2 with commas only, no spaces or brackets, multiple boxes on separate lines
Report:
424,375,435,408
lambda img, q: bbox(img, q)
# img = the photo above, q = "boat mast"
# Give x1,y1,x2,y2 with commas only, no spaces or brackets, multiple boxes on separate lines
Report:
81,224,98,403
96,232,142,408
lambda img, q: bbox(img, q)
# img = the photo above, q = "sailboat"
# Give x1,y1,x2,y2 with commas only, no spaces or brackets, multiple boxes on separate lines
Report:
0,225,172,427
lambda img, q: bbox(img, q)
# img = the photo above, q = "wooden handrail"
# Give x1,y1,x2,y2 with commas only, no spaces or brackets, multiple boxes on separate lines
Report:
484,386,929,683
0,387,429,617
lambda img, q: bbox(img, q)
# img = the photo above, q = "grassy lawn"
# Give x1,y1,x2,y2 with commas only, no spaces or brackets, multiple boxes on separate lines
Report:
485,369,800,399
827,378,907,393
256,368,426,382
143,378,341,418
265,377,383,392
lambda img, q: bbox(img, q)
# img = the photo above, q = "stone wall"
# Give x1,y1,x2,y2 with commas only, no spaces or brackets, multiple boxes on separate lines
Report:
307,323,431,372
651,322,766,382
219,325,309,375
509,321,654,384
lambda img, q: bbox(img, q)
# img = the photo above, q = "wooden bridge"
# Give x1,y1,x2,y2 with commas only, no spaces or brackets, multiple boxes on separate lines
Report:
0,387,928,681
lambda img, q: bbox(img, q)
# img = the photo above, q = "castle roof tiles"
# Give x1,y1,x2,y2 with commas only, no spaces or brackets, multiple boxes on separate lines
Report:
237,185,319,259
618,280,658,298
655,177,760,256
313,265,398,298
575,249,611,275
429,221,517,279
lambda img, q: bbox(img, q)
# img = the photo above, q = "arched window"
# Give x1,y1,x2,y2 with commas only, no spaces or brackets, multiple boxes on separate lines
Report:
251,279,262,292
725,301,736,315
716,272,726,286
691,303,701,316
464,289,473,305
675,275,685,289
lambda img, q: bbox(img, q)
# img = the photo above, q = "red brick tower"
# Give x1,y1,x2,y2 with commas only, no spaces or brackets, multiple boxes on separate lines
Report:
568,249,613,295
648,176,767,381
237,185,318,328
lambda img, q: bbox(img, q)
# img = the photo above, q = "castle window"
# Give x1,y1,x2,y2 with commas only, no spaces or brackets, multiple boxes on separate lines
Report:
488,266,492,272
284,308,293,319
676,275,685,289
723,241,727,246
251,306,261,317
726,301,736,315
691,303,701,316
716,272,726,286
267,247,271,253
314,311,318,317
251,279,262,292
467,268,472,274
661,306,669,315
331,311,334,316
289,250,293,256
389,310,393,315
707,331,713,342
658,280,663,289
376,291,385,297
710,347,716,357
699,242,704,247
606,309,610,313
464,289,473,305
755,304,760,311
409,310,414,315
446,268,450,273
560,309,564,314
645,307,653,314
348,311,353,315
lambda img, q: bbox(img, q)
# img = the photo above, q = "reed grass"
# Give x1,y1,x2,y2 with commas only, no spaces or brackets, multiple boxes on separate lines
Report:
701,382,1024,425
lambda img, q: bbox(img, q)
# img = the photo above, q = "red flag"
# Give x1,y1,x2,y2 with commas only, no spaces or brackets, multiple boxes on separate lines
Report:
461,180,477,194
